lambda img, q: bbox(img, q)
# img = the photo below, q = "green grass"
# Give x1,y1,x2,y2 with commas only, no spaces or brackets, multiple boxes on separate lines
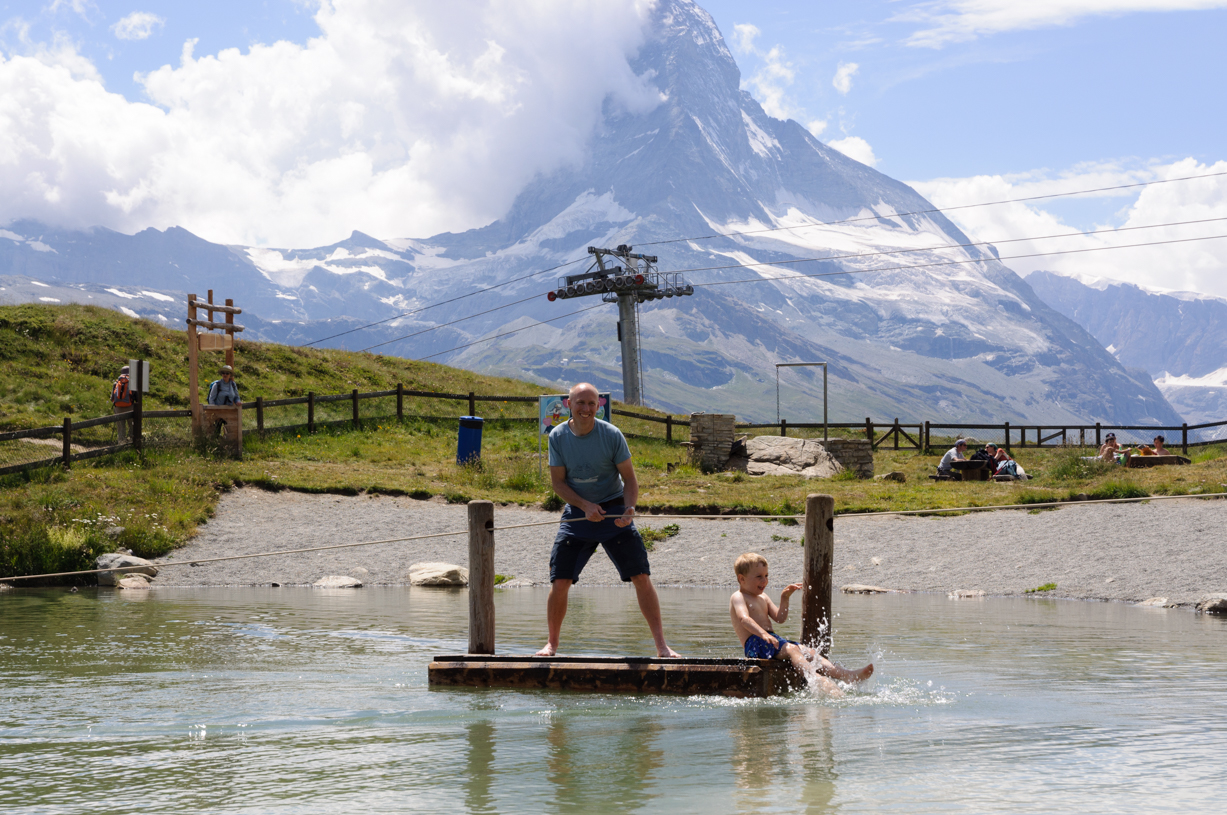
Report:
1025,582,1058,593
639,522,681,550
4,303,1227,582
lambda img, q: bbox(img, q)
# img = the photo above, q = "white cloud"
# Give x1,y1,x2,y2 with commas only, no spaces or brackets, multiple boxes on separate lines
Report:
832,61,858,95
731,22,759,53
0,0,661,247
910,159,1227,297
112,12,164,41
827,136,878,167
899,1,1227,48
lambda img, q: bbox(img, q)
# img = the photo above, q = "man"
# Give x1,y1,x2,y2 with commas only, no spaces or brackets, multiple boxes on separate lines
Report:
536,382,680,658
207,365,242,406
937,438,968,477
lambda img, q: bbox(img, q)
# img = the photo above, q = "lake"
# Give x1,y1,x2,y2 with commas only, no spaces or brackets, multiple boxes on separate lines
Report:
2,586,1225,813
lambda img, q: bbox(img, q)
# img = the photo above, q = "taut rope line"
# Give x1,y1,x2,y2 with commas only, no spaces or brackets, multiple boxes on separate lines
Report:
1,492,1221,583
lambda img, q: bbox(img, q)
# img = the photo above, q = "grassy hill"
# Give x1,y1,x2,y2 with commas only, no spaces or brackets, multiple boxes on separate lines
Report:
2,304,1225,584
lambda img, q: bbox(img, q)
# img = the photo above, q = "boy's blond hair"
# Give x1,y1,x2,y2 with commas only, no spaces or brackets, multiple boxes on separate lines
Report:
734,552,768,576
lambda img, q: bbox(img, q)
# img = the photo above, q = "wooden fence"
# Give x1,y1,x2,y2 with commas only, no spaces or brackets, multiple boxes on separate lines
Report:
2,384,1224,478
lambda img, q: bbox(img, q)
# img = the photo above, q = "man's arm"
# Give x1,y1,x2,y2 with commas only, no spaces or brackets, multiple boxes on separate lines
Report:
549,465,605,522
613,457,638,528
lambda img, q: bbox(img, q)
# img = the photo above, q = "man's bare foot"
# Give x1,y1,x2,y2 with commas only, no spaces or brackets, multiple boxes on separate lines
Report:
534,644,558,657
657,646,682,658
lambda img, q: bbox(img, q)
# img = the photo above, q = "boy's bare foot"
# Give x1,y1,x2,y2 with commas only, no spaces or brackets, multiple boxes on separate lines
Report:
817,658,874,683
848,663,874,682
534,644,558,657
657,646,682,658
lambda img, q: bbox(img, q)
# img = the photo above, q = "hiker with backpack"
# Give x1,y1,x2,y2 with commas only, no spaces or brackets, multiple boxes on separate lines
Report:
110,365,133,443
207,365,241,407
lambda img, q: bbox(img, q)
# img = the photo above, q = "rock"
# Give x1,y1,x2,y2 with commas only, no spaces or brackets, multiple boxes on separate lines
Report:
870,557,881,566
313,575,363,588
496,577,536,588
874,471,906,482
726,437,843,479
1136,597,1169,607
117,574,151,590
408,562,469,587
1196,593,1227,613
95,553,158,587
948,589,986,599
841,584,899,594
350,567,371,579
0,582,11,591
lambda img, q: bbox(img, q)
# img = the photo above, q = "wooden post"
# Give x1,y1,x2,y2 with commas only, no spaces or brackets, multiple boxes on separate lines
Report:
924,420,930,454
224,298,235,369
780,418,787,437
308,392,315,433
801,494,834,656
865,417,873,448
1095,422,1101,447
1004,421,1011,454
1080,427,1085,447
62,417,72,469
187,294,201,437
396,383,404,422
468,500,496,655
1182,423,1188,455
893,418,900,451
468,391,476,417
256,396,264,432
666,415,673,443
132,359,144,452
352,389,360,428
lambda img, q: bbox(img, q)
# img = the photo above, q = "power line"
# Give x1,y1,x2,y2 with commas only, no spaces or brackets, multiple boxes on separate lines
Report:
301,256,587,347
358,217,1227,355
667,215,1227,279
693,233,1227,289
639,168,1227,247
414,232,1227,361
299,170,1227,348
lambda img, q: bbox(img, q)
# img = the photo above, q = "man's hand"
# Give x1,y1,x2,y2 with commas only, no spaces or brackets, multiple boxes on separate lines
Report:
581,501,606,523
614,505,635,528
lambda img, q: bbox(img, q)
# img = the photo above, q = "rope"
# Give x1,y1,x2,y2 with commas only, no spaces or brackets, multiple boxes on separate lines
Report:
2,492,1220,584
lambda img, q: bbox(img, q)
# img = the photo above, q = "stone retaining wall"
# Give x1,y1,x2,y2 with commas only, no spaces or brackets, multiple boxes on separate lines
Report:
689,413,736,472
823,438,874,478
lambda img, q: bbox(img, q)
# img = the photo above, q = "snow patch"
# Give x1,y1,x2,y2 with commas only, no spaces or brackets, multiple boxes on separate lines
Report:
1155,367,1227,388
119,306,139,318
105,288,140,299
38,296,60,302
742,110,779,159
31,281,50,287
0,229,23,242
140,290,176,302
28,241,56,253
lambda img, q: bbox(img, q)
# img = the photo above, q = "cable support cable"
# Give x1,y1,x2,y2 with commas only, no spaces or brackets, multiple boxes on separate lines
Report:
302,256,588,347
691,233,1227,289
665,216,1227,280
417,301,610,360
357,292,543,354
639,169,1227,247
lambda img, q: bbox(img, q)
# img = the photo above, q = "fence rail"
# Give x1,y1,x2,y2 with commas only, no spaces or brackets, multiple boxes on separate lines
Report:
3,381,1226,478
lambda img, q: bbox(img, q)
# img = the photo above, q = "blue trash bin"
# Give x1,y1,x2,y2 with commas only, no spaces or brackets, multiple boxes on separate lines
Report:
457,416,484,465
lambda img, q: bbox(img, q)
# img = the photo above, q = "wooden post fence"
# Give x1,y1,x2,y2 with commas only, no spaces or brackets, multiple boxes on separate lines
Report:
307,392,315,433
666,415,673,443
256,396,264,432
397,383,404,422
62,418,72,469
468,500,496,655
132,359,144,452
780,418,787,437
352,389,360,428
1182,423,1188,455
1004,421,1011,454
468,391,476,417
801,493,834,656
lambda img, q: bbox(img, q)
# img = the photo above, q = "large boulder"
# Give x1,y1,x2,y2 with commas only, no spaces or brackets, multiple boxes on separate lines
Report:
313,575,363,588
96,553,158,587
408,562,469,587
117,574,151,590
727,437,843,479
1197,593,1227,613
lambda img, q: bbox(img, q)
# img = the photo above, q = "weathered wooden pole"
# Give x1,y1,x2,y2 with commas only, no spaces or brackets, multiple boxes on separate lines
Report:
396,383,404,422
468,500,496,655
352,389,360,428
62,418,72,469
1182,423,1188,455
468,391,477,417
256,396,264,432
801,493,834,656
307,392,315,433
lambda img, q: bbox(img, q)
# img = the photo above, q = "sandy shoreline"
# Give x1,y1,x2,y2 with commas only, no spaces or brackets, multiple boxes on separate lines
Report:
149,488,1227,608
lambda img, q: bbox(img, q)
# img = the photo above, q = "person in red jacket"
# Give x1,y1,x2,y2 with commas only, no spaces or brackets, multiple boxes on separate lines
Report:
110,365,133,444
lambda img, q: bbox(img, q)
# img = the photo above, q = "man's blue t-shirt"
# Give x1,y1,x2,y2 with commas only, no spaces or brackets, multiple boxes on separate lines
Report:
548,418,631,504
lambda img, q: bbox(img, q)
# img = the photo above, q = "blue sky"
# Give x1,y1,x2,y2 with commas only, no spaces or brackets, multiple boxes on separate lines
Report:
2,0,1225,295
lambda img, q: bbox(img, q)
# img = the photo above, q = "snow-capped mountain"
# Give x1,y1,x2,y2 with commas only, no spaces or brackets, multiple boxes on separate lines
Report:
1027,270,1227,429
0,0,1180,425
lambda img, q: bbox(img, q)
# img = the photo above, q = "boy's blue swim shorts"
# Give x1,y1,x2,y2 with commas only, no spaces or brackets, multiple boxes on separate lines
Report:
743,632,798,660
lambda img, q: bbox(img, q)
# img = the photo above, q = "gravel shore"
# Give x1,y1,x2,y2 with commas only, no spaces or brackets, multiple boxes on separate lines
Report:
153,488,1227,607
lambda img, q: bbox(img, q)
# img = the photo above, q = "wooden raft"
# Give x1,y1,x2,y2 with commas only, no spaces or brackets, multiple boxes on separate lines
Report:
428,654,804,698
428,495,835,698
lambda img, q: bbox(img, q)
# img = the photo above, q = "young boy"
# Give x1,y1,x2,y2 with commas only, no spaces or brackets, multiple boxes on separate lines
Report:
730,552,873,694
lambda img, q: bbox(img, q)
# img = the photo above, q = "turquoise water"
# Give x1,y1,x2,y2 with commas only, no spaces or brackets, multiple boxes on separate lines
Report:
2,586,1226,814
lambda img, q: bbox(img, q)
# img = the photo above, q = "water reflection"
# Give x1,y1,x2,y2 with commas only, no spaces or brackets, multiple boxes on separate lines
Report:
730,703,837,813
545,712,663,813
465,720,496,814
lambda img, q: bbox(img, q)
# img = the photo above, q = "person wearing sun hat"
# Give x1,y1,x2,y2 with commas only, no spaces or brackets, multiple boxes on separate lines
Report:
207,365,241,406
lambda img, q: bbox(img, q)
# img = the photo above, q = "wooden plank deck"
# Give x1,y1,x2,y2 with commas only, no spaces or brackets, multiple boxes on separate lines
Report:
428,654,806,697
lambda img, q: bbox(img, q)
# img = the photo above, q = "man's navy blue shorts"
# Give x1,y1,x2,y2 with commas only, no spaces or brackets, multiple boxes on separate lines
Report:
550,499,651,584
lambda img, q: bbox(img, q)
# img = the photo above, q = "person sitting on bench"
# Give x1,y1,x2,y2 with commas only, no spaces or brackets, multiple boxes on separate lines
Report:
937,439,967,477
